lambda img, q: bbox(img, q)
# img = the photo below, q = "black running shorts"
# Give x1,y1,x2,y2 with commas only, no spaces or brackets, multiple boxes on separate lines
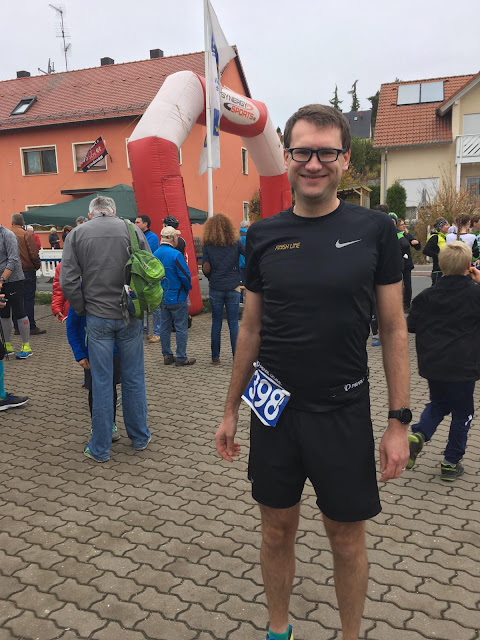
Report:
248,392,381,522
0,280,26,320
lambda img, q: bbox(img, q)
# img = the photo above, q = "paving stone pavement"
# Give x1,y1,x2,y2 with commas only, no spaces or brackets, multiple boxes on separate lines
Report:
1,306,479,640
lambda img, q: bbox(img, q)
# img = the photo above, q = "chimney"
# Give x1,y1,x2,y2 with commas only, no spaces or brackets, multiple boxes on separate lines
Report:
150,49,164,59
100,57,114,66
16,71,31,78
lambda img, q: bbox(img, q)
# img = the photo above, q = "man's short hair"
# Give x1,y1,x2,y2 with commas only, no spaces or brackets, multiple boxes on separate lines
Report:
439,241,472,276
136,215,151,229
283,104,351,150
470,210,480,225
76,216,87,224
12,213,25,226
89,196,116,215
374,204,389,214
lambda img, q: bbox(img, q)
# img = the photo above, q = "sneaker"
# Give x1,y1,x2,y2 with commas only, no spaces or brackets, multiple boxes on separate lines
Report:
266,626,294,640
407,432,425,469
5,342,14,355
15,348,33,359
211,359,221,365
83,446,108,463
30,327,46,335
111,423,120,442
134,435,151,451
0,394,29,411
164,356,176,365
148,335,160,343
371,335,381,347
175,357,196,367
441,461,464,481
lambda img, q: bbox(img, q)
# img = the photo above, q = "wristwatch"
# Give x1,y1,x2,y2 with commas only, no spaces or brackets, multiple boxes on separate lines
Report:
388,407,412,424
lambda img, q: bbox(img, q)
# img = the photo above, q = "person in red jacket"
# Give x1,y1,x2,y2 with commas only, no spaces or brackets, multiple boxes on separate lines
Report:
51,226,72,322
51,262,69,322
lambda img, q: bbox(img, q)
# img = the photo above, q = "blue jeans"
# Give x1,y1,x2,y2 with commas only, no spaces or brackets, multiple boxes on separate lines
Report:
160,302,189,362
152,305,162,337
412,380,474,464
209,288,241,361
86,314,150,461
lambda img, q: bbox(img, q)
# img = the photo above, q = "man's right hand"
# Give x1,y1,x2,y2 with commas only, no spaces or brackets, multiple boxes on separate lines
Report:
78,358,90,370
55,312,65,323
215,414,241,462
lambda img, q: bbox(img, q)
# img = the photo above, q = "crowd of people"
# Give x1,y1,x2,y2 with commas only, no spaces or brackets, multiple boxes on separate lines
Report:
1,103,478,640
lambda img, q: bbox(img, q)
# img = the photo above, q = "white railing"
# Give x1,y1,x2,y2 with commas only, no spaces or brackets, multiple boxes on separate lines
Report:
37,249,63,278
457,134,480,162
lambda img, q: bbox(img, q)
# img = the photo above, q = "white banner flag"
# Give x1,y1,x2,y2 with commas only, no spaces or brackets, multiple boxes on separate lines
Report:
199,0,235,175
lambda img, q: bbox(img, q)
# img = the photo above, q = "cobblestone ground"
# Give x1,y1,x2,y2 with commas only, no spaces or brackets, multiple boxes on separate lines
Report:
1,307,479,640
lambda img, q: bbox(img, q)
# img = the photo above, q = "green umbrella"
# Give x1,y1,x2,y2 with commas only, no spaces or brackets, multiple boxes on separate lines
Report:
22,184,207,227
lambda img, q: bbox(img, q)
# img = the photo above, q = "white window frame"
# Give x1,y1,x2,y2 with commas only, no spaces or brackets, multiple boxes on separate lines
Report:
126,138,130,169
241,147,248,175
243,201,249,221
25,204,54,210
72,141,107,172
20,144,58,176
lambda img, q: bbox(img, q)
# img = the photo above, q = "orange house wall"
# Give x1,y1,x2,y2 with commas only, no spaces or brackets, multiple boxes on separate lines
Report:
0,60,260,236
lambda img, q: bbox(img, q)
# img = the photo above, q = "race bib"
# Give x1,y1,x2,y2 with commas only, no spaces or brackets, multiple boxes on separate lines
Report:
242,363,291,427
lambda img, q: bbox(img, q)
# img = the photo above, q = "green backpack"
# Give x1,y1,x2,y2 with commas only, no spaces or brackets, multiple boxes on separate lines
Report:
122,220,164,319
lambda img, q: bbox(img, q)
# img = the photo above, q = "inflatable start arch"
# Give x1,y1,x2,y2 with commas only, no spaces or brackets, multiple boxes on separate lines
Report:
128,70,292,315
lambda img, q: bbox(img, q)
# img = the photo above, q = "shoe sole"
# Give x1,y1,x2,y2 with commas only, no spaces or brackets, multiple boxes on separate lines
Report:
15,353,33,359
0,399,29,411
407,434,424,469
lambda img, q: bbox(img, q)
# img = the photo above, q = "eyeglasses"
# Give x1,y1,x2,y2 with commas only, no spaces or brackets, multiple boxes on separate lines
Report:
285,147,348,163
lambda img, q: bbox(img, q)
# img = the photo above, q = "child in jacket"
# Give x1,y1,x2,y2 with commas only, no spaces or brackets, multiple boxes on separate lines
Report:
407,241,480,480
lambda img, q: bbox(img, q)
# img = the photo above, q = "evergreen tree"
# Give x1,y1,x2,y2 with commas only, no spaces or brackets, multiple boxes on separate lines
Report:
348,80,360,111
329,85,342,111
368,90,380,129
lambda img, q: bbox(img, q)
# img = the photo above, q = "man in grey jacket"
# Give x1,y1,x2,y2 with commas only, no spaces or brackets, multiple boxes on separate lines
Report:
0,224,32,359
61,196,152,462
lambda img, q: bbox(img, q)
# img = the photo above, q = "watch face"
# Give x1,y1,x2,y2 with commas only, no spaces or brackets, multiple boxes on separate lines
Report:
400,408,412,423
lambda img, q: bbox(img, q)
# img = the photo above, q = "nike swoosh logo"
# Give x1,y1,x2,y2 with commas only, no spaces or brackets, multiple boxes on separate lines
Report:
335,239,362,248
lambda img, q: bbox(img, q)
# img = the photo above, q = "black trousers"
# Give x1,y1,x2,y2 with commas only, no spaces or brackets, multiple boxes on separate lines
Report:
402,269,413,310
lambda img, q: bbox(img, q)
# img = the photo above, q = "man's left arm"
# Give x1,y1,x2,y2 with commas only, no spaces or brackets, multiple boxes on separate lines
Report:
59,233,85,315
375,281,410,482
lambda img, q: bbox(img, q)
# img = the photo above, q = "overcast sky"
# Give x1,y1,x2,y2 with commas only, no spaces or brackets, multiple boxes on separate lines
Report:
2,0,479,130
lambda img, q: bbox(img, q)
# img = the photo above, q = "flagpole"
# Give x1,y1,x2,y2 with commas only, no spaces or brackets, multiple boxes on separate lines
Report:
203,0,214,218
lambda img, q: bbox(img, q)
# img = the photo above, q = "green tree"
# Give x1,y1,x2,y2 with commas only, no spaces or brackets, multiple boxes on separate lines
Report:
386,181,407,219
368,90,379,129
369,185,380,209
348,80,360,111
349,137,381,175
329,85,342,111
248,190,261,221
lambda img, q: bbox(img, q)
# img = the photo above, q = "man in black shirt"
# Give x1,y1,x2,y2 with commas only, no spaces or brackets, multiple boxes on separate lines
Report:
215,104,410,640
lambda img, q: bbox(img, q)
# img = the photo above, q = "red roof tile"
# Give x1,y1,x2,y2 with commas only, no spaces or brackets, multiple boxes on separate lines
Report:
373,74,476,148
0,52,207,131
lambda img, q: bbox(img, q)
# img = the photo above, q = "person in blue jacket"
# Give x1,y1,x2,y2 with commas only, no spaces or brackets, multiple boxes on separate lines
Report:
66,306,121,440
154,226,195,366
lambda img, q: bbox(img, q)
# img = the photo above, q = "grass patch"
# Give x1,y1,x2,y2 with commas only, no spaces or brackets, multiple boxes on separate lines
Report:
35,291,52,305
202,297,211,313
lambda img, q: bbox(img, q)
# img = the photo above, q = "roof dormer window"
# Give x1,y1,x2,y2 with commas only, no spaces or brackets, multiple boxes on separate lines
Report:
11,97,36,115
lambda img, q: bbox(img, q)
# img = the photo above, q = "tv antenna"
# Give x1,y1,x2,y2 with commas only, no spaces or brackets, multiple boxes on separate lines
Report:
49,4,71,71
38,58,55,75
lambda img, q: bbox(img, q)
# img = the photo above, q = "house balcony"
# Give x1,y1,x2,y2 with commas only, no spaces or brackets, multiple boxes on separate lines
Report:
456,134,480,164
